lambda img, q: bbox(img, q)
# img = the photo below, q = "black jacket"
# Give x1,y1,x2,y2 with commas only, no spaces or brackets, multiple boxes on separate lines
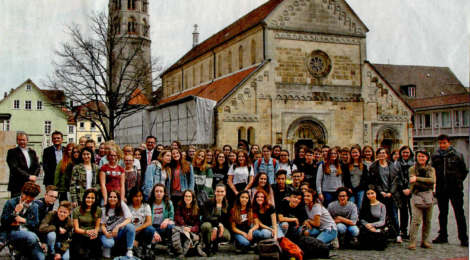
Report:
368,160,401,208
42,145,64,186
140,149,160,178
431,148,468,194
6,147,40,195
201,198,230,229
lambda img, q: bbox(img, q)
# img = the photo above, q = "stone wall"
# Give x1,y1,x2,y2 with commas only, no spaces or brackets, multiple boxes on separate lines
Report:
0,131,16,198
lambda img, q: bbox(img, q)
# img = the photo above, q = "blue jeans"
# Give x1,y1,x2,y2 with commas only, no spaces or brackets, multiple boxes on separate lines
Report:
8,230,45,260
336,223,359,237
317,228,338,244
135,226,156,247
303,227,320,236
253,225,285,240
100,224,136,250
46,232,70,260
323,192,336,208
153,224,175,245
279,222,301,241
349,190,364,210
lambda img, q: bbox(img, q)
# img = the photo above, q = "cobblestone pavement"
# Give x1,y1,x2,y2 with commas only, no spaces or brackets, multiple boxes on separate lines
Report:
0,179,468,260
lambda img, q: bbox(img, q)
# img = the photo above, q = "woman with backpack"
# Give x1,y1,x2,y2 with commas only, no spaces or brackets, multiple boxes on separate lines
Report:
227,150,254,206
253,145,279,185
230,190,259,253
408,150,435,250
147,183,175,253
358,185,388,250
200,184,231,256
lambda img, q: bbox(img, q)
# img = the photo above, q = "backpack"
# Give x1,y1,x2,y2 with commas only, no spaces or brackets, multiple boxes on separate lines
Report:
358,227,388,251
297,236,330,259
278,237,303,260
258,238,282,260
257,158,278,169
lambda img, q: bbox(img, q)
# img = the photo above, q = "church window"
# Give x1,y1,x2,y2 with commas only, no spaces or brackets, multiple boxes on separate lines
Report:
239,45,243,69
192,67,196,87
114,0,121,10
228,51,232,73
142,1,148,12
306,50,332,78
127,17,136,34
209,60,213,80
128,0,135,10
142,19,149,37
251,40,256,65
247,127,255,145
238,127,247,144
218,55,222,77
200,64,203,83
113,19,121,34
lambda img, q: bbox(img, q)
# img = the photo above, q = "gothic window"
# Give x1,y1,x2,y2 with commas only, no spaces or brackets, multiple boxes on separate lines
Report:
113,20,121,34
209,60,213,80
142,19,149,37
247,127,255,145
128,0,135,10
239,45,243,70
251,39,256,65
238,127,247,143
218,55,222,77
200,64,203,83
228,51,232,73
127,17,136,34
192,67,195,87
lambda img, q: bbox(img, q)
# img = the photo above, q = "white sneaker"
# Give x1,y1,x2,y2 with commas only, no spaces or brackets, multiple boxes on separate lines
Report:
102,247,111,258
396,236,403,244
126,250,134,258
331,237,340,249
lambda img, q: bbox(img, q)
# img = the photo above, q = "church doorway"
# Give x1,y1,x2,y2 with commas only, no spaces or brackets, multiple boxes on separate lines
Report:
377,127,399,153
295,139,314,150
287,117,327,154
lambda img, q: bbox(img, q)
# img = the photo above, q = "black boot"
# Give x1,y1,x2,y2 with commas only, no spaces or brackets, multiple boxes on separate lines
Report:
212,241,219,254
205,242,214,257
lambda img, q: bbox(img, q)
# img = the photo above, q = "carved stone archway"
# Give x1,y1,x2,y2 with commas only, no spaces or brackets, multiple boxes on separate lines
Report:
376,126,400,152
286,117,327,152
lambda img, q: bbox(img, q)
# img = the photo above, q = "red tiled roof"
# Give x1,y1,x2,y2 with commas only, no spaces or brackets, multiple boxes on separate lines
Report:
41,90,66,103
159,66,258,105
407,93,469,109
162,0,283,75
128,88,149,105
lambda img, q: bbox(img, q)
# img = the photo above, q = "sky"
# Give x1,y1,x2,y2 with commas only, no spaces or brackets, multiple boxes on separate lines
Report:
0,0,469,97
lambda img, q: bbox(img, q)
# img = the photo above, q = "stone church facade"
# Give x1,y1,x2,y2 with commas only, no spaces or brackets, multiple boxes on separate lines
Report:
157,0,414,153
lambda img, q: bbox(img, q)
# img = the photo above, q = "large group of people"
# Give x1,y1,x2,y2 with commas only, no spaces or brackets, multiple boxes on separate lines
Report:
2,131,468,259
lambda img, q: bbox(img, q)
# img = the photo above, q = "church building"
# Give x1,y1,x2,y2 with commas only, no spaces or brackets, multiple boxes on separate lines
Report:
117,0,414,153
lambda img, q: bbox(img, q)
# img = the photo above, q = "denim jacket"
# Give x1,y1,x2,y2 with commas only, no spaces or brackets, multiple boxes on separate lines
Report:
1,197,39,233
143,162,165,198
149,200,174,224
167,164,195,196
253,158,279,185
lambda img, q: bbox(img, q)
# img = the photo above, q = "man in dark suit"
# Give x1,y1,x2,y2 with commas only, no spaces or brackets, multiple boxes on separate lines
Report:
42,131,64,186
140,136,159,177
6,133,41,198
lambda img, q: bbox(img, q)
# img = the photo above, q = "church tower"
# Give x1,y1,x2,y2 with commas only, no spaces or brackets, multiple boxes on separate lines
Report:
109,0,153,99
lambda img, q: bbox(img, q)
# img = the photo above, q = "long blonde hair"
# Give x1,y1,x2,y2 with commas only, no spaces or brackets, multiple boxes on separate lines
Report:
192,149,208,171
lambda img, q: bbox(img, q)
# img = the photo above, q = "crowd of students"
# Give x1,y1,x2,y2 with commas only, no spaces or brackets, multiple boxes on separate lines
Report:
1,133,468,260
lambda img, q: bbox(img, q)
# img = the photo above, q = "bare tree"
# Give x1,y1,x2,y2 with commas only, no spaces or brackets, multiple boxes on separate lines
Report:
45,10,162,141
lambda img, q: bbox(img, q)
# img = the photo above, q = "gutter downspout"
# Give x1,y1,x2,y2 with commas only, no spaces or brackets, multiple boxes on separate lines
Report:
262,22,267,61
211,49,216,79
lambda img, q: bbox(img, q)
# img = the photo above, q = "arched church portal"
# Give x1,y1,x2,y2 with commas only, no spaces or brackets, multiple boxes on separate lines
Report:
287,118,327,151
377,126,400,152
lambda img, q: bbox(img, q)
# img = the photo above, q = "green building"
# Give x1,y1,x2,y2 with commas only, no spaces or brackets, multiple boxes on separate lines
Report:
0,79,69,162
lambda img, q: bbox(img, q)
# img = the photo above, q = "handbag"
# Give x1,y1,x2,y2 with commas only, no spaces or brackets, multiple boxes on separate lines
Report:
196,189,210,207
411,190,435,208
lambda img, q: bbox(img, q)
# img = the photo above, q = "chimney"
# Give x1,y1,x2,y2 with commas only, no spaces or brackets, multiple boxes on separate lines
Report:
4,92,7,98
192,24,199,48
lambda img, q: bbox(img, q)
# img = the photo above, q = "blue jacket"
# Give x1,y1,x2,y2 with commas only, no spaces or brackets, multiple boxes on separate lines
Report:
143,162,165,198
1,197,39,233
253,158,279,185
149,200,174,224
167,164,195,196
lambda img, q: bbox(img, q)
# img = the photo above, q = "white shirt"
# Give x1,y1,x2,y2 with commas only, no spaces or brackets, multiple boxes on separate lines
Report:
19,147,31,168
86,169,93,189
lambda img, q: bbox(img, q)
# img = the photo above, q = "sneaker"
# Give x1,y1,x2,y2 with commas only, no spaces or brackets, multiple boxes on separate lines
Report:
331,237,340,249
432,236,448,244
396,236,403,244
126,250,134,258
102,248,111,258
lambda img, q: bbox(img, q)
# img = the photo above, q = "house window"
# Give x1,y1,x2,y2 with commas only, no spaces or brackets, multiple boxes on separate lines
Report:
25,100,32,110
68,126,74,134
408,87,416,97
441,111,451,127
4,120,10,131
26,84,32,91
13,100,20,109
420,114,431,128
37,101,43,110
463,110,469,126
44,121,52,134
454,110,461,127
79,122,85,128
434,113,440,128
91,123,96,130
68,138,74,143
200,64,203,83
97,136,103,143
192,67,195,87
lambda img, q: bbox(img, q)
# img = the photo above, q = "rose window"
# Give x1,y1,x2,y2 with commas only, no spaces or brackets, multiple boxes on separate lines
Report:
306,50,332,78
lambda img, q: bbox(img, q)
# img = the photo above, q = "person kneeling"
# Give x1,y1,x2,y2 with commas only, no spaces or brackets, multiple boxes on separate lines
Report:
39,201,73,260
327,187,359,246
100,189,135,258
0,182,45,260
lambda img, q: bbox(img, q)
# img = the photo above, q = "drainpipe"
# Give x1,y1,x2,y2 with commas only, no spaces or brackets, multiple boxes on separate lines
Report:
262,22,267,61
211,49,216,79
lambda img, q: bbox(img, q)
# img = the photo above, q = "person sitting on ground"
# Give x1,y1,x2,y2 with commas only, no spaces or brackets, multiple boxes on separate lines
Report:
127,186,155,259
327,187,359,246
35,185,59,225
100,189,135,258
277,189,307,242
271,170,293,207
174,189,202,258
201,184,231,256
0,181,45,260
230,190,259,253
39,201,73,260
253,190,283,242
70,188,101,260
358,185,387,247
147,183,175,254
303,188,339,248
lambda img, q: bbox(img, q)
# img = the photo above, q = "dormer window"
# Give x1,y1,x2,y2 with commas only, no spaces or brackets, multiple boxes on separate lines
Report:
408,87,415,97
400,84,416,97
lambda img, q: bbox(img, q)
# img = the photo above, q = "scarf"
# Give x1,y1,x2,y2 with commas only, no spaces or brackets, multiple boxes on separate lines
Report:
438,146,455,157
